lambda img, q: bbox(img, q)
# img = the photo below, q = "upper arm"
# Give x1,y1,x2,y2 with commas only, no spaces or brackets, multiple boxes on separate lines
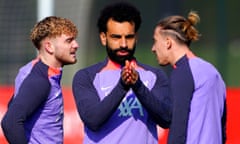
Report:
1,75,51,143
72,70,100,115
9,75,51,120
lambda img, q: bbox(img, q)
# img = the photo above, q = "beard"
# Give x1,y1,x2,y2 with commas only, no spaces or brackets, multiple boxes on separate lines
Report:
106,44,136,66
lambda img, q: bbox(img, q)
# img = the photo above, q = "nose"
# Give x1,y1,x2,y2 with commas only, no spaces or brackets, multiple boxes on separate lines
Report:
120,37,127,48
151,45,155,52
72,40,79,49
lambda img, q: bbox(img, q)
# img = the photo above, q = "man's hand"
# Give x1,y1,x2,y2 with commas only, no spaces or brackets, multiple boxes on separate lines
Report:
121,60,139,85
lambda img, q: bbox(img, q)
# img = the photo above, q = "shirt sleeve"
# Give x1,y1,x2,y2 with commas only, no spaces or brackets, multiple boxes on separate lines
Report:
131,68,172,128
1,75,51,144
167,63,194,144
72,70,129,131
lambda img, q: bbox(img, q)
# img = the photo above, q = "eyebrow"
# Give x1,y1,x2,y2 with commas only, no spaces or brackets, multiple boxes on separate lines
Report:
110,33,135,38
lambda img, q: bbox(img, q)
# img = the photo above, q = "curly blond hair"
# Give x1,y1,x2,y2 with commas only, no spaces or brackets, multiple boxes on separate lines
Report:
30,16,78,49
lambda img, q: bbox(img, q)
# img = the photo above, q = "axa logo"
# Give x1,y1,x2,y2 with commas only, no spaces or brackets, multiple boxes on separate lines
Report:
118,96,144,117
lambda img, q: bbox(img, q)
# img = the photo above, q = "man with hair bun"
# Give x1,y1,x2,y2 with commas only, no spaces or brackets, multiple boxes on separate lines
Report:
151,11,226,144
1,16,79,144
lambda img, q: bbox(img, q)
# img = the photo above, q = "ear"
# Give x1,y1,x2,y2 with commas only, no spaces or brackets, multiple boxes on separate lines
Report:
43,40,54,54
99,32,107,46
166,37,172,49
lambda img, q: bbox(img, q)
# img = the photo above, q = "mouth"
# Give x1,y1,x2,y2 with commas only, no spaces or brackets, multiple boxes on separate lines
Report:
70,51,77,58
117,50,129,56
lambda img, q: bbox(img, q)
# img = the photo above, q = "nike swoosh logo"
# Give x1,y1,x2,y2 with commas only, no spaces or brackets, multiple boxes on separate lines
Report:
101,86,112,91
143,81,149,86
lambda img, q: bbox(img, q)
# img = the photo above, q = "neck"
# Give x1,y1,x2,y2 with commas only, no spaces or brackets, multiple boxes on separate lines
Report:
171,45,193,65
39,55,62,69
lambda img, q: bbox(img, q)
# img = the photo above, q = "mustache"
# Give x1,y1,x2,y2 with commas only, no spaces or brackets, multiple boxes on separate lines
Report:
113,47,131,52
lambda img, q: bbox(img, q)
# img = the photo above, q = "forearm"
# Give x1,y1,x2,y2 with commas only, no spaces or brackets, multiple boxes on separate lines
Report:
132,78,171,128
1,104,28,144
73,80,128,131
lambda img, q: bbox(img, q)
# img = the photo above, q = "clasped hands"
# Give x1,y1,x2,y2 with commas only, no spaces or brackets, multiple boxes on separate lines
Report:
121,60,139,85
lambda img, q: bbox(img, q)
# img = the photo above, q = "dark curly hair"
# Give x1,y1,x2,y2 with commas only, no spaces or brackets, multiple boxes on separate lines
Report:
97,1,142,33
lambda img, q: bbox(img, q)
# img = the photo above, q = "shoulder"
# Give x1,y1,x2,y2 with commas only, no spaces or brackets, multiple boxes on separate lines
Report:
138,62,158,71
189,57,220,77
23,62,51,88
189,57,225,86
76,61,105,74
138,62,167,77
16,70,51,98
73,61,107,82
17,59,40,77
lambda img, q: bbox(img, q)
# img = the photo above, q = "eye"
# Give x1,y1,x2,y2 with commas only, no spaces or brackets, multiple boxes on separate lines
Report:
152,38,156,43
110,34,121,39
66,37,74,43
125,34,135,39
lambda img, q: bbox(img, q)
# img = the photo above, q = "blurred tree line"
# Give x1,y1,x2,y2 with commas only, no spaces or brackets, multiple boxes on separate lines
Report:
0,0,239,86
